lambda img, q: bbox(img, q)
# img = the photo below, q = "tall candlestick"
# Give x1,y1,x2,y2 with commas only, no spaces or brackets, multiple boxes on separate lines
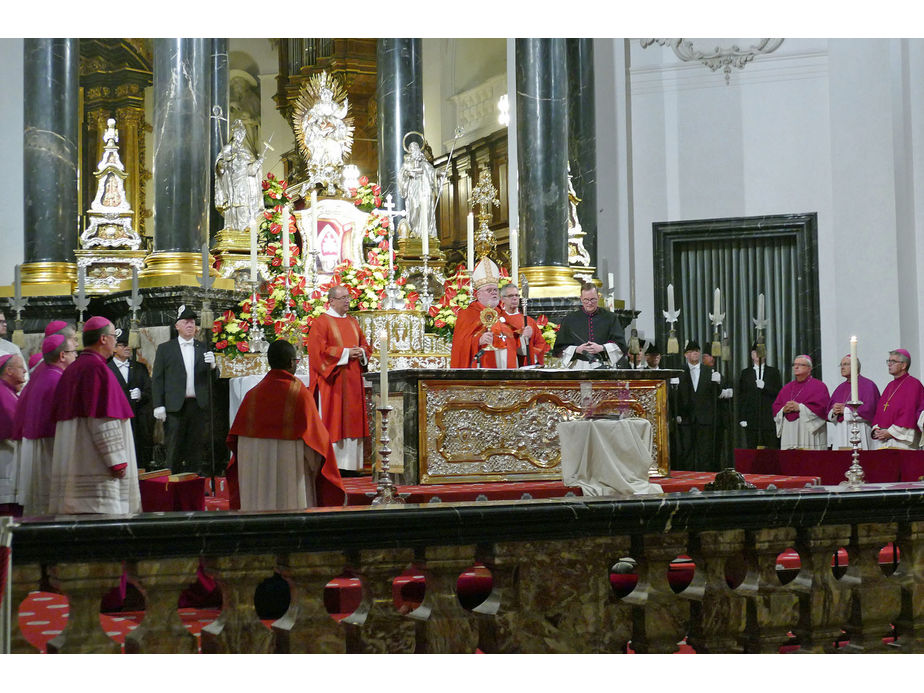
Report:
850,336,859,403
510,226,518,283
310,189,318,264
250,224,258,284
713,288,721,318
667,283,675,315
421,226,429,258
281,205,290,272
466,212,474,270
757,293,765,322
607,273,614,292
379,328,389,406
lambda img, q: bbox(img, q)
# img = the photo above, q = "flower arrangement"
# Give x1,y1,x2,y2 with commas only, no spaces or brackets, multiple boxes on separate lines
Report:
348,176,389,244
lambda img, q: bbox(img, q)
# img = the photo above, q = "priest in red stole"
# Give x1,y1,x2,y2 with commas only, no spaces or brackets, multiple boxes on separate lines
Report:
14,333,78,515
872,348,924,449
450,258,517,369
827,354,880,450
227,339,344,510
307,285,372,474
771,354,830,450
49,317,140,515
499,282,549,367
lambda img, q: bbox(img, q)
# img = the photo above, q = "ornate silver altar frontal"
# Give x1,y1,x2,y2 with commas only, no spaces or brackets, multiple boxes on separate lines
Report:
418,379,669,484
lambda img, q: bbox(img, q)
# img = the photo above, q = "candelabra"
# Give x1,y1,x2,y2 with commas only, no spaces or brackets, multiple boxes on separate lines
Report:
418,254,434,313
840,400,865,488
371,404,405,505
248,283,269,354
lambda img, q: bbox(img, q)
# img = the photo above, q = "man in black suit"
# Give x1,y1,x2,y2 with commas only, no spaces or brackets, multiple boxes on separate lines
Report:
152,306,216,475
108,332,154,467
737,342,783,448
676,340,723,472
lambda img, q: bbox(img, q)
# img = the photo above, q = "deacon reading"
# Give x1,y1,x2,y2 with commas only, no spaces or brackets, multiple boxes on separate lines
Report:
227,339,344,510
449,257,517,369
554,282,628,370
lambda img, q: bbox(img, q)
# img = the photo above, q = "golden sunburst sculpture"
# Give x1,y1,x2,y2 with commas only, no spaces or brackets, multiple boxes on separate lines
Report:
292,71,355,194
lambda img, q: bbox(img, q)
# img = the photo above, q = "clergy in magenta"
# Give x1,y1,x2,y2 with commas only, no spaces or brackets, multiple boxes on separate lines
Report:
14,333,78,515
872,348,924,450
772,354,830,450
226,339,344,510
827,354,880,450
0,352,25,510
48,316,141,515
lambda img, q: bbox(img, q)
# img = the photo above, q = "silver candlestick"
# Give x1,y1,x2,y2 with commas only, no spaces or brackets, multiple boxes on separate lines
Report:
840,400,865,488
418,254,434,313
371,405,405,505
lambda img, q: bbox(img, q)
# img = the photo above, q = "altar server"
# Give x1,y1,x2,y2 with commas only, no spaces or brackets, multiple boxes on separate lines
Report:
450,258,517,369
499,282,549,367
772,355,830,450
48,317,140,514
307,285,373,475
227,339,343,510
0,354,26,512
827,354,880,450
14,334,77,515
871,349,924,449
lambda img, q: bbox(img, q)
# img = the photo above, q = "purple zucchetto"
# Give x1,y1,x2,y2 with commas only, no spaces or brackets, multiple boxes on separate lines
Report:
44,320,69,337
28,353,42,369
83,316,113,333
42,334,67,355
893,348,912,362
0,354,12,371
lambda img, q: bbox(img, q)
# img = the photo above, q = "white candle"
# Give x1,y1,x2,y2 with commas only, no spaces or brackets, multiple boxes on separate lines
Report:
281,205,290,272
421,225,429,258
667,283,675,315
510,226,518,283
850,336,859,403
310,189,318,257
607,273,614,292
713,288,721,318
250,225,258,284
379,328,389,405
757,293,765,322
466,212,475,270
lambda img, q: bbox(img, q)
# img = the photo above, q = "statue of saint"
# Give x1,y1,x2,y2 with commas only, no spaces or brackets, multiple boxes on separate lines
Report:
398,139,437,242
215,119,265,232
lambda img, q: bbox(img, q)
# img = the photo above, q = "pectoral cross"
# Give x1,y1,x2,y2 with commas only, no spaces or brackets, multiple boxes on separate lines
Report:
883,401,889,411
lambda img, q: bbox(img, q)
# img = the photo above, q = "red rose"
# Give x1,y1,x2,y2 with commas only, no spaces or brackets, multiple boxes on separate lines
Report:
237,341,250,353
215,339,228,350
354,198,362,206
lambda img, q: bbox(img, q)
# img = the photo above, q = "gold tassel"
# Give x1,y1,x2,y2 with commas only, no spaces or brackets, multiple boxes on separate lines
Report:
628,333,640,355
11,328,25,348
667,331,679,354
76,323,84,349
711,341,721,357
128,330,140,350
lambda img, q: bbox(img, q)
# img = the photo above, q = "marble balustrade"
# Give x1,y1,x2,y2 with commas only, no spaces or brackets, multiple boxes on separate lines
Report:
6,486,924,653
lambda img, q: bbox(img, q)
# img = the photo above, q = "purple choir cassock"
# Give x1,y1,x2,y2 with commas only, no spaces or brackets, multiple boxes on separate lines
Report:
772,376,830,450
14,355,65,514
827,375,880,449
49,347,140,514
0,355,20,508
872,373,924,449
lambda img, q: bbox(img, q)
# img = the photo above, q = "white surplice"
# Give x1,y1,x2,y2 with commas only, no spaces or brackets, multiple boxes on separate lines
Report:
775,404,827,450
0,438,17,504
827,406,873,450
236,437,323,511
49,417,140,514
15,436,54,514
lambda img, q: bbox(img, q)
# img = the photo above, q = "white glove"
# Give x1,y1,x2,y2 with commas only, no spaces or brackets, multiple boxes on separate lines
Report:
719,388,733,399
129,388,141,401
755,379,765,389
154,406,166,422
669,377,680,386
739,421,748,428
675,415,682,424
711,371,722,384
204,351,216,366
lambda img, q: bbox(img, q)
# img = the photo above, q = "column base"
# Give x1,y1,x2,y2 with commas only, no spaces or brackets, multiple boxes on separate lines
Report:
138,251,234,290
16,261,77,295
518,265,583,298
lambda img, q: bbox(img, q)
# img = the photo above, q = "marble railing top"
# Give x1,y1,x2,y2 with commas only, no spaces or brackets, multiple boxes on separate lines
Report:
10,483,924,565
383,368,684,383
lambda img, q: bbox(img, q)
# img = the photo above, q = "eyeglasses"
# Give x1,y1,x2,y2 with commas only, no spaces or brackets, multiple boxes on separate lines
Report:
792,362,810,367
886,359,903,365
580,297,598,304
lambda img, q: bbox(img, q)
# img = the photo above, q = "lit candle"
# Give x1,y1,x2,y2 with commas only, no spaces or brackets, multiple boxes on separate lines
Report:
379,328,389,406
667,283,675,315
466,212,474,271
509,226,518,283
757,293,765,322
250,224,258,284
850,336,859,403
281,205,290,272
713,288,721,318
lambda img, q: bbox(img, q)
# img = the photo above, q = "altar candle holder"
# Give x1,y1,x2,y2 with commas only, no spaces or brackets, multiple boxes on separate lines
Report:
371,405,405,505
418,253,434,313
840,400,865,489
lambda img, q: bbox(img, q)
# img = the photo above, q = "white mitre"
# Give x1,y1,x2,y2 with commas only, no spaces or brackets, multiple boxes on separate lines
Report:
471,257,500,290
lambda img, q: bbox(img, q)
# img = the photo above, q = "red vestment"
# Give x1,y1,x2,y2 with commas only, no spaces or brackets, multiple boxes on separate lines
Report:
450,300,518,369
226,368,344,508
307,312,372,443
500,309,550,366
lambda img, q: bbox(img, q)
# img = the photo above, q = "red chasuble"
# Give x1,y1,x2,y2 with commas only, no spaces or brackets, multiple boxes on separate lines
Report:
872,373,924,430
500,310,550,367
226,368,344,508
306,312,372,443
450,301,518,369
771,376,830,421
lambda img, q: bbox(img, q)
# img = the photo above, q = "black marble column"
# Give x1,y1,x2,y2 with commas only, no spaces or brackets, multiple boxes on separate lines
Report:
376,39,423,215
567,38,597,270
516,38,569,271
152,38,210,255
23,38,79,272
209,38,229,246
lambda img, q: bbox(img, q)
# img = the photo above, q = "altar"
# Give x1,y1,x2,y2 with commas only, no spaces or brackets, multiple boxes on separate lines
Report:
374,368,680,485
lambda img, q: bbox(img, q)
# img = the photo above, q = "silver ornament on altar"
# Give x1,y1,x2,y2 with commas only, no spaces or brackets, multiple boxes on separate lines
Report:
214,118,266,234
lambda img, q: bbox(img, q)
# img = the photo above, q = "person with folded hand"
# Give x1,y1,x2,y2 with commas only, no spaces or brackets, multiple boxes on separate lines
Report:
108,331,153,468
737,342,782,449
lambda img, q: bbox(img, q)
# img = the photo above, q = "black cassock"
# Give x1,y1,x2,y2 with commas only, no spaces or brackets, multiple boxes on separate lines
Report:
554,308,629,367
